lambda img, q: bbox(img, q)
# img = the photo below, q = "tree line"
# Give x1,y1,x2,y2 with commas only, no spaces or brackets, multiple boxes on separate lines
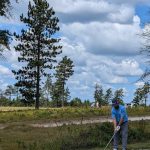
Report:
0,82,149,107
94,82,150,107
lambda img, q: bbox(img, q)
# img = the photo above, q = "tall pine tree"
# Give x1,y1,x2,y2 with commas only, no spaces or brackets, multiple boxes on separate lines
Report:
13,0,62,109
54,56,74,107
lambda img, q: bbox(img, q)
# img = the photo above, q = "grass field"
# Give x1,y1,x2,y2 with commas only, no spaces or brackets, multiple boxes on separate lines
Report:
0,106,150,123
82,142,150,150
0,121,150,150
0,107,150,149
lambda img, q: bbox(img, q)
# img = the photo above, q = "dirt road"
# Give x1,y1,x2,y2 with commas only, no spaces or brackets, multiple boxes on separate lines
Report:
30,116,150,128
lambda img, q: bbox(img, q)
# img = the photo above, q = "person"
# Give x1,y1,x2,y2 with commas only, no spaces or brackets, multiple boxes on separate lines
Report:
111,99,128,150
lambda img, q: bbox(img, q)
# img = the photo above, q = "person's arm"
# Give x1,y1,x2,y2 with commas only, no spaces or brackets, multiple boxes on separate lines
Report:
118,107,126,126
113,118,117,129
112,109,117,130
118,118,124,126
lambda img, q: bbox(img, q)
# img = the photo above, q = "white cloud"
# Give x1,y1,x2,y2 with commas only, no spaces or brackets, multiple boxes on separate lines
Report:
61,16,141,56
108,5,134,23
114,59,143,76
134,81,145,88
48,0,135,24
61,38,144,88
0,65,12,76
107,0,150,5
0,80,8,90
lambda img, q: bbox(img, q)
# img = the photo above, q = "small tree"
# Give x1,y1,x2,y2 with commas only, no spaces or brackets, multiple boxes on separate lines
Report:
4,85,16,100
55,56,74,107
132,88,143,106
83,100,90,107
114,89,124,105
104,88,113,105
64,87,71,106
94,83,104,107
43,75,53,105
141,82,150,106
12,0,62,109
51,81,62,107
70,97,82,107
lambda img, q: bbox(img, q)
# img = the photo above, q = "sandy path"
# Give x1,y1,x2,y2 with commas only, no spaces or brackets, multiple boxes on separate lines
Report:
30,116,150,128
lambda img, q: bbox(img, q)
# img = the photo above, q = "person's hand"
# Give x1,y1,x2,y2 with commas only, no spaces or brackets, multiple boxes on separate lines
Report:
115,126,120,132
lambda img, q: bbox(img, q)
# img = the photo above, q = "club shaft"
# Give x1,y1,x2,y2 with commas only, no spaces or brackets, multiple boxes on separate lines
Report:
104,132,116,150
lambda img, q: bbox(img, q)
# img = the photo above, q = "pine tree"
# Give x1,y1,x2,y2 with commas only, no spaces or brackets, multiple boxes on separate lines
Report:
64,87,71,106
114,89,124,105
104,88,113,105
55,56,74,107
0,0,10,16
141,82,150,107
132,88,143,106
12,0,62,109
0,0,19,54
4,85,16,100
94,83,103,107
51,81,62,107
141,25,150,80
43,75,53,105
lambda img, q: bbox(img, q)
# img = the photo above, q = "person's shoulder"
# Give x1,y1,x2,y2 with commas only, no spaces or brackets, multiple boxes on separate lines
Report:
120,105,126,110
119,104,125,108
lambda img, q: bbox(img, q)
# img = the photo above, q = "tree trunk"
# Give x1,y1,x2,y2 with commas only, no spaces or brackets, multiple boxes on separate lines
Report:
62,82,64,107
35,65,40,109
145,96,147,107
35,37,40,110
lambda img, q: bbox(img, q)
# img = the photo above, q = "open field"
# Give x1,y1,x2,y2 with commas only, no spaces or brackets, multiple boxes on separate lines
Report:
0,121,150,150
0,107,150,149
0,106,150,123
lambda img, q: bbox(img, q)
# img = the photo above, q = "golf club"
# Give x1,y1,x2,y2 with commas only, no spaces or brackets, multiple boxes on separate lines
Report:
104,131,117,150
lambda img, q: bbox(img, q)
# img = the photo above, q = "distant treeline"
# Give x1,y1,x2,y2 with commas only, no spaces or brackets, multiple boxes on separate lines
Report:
0,82,149,107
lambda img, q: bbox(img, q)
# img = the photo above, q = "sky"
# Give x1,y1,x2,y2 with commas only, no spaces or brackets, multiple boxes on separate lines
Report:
0,0,150,103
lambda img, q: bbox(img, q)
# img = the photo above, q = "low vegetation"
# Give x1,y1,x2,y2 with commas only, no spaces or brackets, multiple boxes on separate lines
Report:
0,106,150,123
0,121,150,150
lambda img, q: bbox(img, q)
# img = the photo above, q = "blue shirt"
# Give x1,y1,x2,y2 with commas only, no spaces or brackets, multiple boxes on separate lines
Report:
111,105,128,123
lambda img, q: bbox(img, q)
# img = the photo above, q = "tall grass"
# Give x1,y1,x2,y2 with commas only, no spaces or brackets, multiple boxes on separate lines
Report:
0,121,149,150
0,106,150,123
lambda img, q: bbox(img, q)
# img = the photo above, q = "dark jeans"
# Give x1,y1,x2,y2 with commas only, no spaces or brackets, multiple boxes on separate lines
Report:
113,122,128,150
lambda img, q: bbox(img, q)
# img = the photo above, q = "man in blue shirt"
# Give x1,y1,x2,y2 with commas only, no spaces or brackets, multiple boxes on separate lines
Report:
111,99,128,150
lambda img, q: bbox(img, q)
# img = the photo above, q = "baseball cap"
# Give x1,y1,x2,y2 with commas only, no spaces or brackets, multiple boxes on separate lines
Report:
112,99,120,106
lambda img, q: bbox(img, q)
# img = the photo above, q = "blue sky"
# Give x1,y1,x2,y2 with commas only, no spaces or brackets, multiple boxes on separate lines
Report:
0,0,150,104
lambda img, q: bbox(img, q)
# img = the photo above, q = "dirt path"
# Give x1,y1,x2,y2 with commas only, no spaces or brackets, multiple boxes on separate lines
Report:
30,116,150,128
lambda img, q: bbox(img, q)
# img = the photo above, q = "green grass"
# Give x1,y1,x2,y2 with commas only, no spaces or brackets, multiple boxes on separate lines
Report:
0,121,150,150
0,106,150,123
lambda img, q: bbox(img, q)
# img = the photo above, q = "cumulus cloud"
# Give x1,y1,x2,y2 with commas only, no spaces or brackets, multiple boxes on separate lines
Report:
107,0,150,5
61,16,141,56
49,0,134,24
0,65,12,76
61,38,143,88
115,59,143,76
134,81,145,88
